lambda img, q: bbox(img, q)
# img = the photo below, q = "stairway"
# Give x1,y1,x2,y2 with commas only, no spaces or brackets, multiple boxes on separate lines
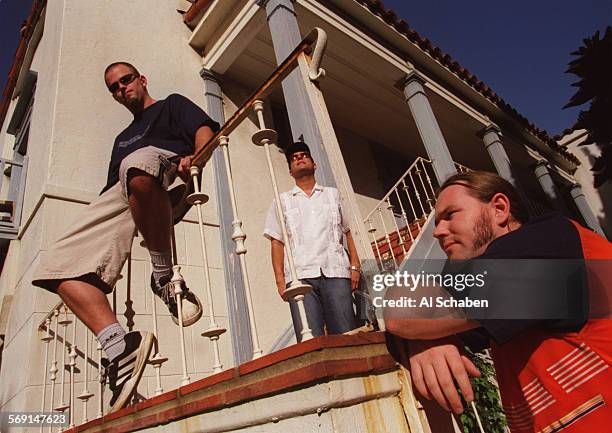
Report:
371,218,425,268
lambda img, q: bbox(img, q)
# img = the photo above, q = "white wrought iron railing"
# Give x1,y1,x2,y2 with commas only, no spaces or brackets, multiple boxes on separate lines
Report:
363,157,437,271
364,158,549,271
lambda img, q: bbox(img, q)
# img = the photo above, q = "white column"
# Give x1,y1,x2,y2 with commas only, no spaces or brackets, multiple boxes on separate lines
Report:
260,0,336,188
481,123,531,206
402,72,457,185
570,183,605,236
534,161,567,212
481,124,520,187
201,68,252,364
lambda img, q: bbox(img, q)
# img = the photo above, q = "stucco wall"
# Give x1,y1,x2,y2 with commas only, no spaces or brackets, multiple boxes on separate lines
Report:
562,130,612,237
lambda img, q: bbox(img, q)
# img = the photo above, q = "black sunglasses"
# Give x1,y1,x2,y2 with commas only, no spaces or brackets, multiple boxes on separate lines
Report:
108,73,138,93
290,152,311,162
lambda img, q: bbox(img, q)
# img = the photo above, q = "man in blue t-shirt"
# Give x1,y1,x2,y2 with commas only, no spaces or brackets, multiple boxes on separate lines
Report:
32,62,219,412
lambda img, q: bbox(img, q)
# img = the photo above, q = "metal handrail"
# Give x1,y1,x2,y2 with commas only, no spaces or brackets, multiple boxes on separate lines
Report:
192,27,328,167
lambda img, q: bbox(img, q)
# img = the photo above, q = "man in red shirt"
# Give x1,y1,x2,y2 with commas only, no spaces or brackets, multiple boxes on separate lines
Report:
385,171,612,433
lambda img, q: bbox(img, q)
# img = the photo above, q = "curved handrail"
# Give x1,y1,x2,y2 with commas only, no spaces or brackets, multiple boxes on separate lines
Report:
363,156,432,222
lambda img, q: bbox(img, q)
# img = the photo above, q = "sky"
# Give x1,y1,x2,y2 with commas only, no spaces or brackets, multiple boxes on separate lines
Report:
1,0,611,135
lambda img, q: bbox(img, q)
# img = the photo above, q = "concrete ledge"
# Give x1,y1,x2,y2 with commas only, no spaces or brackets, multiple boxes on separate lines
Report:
66,332,396,433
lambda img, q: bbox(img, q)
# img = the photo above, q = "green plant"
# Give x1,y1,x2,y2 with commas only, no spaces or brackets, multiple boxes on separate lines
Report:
460,348,508,433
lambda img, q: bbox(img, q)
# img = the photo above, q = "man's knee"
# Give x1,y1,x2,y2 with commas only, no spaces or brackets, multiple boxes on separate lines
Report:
126,168,160,197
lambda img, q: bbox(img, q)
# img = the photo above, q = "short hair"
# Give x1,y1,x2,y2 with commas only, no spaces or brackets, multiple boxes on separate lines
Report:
438,171,529,223
104,62,140,78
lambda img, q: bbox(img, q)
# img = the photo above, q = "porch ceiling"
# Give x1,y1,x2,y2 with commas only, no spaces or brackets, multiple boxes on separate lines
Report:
222,3,490,169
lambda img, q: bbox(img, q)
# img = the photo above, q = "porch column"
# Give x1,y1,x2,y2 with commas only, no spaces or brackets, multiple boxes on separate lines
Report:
259,0,336,188
402,72,456,185
570,183,605,236
201,69,253,365
534,161,567,212
480,124,520,186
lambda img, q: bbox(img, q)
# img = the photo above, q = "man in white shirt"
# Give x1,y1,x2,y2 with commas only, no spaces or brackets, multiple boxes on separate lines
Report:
264,142,360,341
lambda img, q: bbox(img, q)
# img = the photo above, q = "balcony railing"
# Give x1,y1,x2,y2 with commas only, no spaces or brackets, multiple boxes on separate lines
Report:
364,157,438,271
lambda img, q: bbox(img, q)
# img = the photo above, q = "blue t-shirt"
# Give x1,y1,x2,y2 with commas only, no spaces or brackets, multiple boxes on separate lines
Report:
102,93,219,193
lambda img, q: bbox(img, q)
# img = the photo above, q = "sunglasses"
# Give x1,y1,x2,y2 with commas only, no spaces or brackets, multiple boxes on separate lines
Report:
290,152,311,162
107,73,138,93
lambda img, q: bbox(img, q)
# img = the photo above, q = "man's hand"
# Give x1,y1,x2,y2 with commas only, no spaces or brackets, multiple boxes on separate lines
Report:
350,269,360,290
270,239,287,300
178,155,194,183
409,337,481,414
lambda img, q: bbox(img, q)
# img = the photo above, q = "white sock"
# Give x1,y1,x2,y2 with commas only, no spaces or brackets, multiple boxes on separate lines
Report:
97,322,126,362
150,249,173,288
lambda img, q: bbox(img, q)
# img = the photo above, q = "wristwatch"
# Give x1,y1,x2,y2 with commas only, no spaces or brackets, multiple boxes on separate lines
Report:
350,265,360,272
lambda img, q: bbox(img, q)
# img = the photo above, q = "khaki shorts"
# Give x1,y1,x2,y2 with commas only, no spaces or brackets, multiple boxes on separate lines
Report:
32,146,189,294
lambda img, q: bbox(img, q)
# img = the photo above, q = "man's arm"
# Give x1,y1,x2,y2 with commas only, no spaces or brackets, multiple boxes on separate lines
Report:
386,317,480,340
383,283,482,414
271,239,286,299
383,280,481,339
345,230,360,290
178,125,216,182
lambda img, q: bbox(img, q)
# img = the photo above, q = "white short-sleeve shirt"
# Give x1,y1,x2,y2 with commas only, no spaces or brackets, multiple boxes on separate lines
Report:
263,184,350,283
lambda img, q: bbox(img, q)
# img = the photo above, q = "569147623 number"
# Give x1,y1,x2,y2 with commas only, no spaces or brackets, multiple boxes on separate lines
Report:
1,412,69,428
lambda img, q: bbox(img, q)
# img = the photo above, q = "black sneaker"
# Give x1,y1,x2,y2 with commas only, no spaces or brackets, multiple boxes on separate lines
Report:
101,331,154,413
151,274,203,327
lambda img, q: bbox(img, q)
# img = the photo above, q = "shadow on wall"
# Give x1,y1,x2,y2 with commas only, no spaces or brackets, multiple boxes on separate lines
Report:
581,145,612,238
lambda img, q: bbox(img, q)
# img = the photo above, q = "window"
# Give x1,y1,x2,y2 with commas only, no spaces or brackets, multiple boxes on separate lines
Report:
0,72,35,239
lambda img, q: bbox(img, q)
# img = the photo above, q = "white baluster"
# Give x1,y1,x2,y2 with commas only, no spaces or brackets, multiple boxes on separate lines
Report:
414,161,433,212
55,307,71,413
401,179,421,230
377,207,398,269
187,166,227,371
148,263,167,395
408,169,427,220
40,319,52,433
252,100,313,342
420,159,436,200
386,198,407,257
77,329,93,424
170,261,190,386
367,219,383,271
394,188,414,244
48,310,59,433
218,135,263,359
68,316,77,429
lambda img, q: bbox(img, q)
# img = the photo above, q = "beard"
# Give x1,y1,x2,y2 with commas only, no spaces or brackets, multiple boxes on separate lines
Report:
471,208,494,256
